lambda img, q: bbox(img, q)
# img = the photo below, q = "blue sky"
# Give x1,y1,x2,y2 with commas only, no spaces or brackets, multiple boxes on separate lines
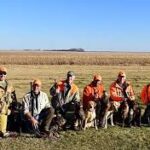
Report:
0,0,150,51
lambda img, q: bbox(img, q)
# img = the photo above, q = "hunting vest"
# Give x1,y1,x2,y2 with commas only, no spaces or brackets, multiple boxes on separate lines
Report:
0,80,12,115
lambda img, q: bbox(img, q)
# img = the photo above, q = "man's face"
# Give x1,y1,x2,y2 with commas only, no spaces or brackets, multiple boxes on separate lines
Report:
93,80,101,86
33,84,41,94
117,76,126,84
0,71,7,81
67,75,75,84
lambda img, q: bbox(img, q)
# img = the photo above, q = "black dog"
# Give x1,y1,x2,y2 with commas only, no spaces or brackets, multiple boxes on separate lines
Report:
7,101,23,133
142,103,150,126
62,101,85,130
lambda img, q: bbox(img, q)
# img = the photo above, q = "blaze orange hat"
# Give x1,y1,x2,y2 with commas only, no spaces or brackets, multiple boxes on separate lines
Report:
33,79,42,86
93,75,102,81
118,71,126,77
0,66,7,73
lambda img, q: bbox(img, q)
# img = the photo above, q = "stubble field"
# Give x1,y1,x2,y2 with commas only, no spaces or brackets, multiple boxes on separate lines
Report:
0,51,150,150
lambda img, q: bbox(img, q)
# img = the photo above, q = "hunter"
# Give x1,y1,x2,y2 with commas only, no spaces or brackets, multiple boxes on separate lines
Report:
22,79,55,137
109,71,138,126
83,74,105,109
0,66,17,137
110,71,135,106
83,74,107,127
50,71,82,130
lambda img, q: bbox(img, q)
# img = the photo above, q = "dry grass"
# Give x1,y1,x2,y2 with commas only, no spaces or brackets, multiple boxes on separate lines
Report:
5,64,149,107
0,52,150,150
0,51,150,65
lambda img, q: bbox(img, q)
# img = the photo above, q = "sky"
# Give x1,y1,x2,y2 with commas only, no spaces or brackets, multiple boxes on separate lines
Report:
0,0,150,51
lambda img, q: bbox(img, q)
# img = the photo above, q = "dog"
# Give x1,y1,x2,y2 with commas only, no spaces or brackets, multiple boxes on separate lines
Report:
83,101,97,130
7,101,23,133
118,100,141,127
50,114,66,131
119,100,129,127
142,103,150,126
131,101,141,127
99,91,115,129
59,101,85,131
74,104,85,130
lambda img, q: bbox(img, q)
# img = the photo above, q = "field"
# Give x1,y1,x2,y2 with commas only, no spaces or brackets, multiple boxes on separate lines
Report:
0,51,150,150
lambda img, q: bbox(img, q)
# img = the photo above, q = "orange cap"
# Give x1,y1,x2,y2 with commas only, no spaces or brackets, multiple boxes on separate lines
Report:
118,71,126,77
0,66,7,73
93,75,102,81
33,79,42,86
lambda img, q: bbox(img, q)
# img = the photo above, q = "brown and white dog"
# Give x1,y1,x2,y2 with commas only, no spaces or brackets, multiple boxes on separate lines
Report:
100,91,115,129
83,101,98,130
103,104,115,129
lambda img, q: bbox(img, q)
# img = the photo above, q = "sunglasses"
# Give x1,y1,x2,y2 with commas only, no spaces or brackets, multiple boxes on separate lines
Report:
119,75,125,78
0,72,7,76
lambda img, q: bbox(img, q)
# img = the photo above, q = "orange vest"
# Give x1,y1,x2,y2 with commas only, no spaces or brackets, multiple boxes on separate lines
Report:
56,80,78,96
83,83,104,108
110,81,135,102
141,84,150,105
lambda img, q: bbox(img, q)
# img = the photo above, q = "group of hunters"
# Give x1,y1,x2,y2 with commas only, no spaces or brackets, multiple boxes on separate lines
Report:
0,66,150,139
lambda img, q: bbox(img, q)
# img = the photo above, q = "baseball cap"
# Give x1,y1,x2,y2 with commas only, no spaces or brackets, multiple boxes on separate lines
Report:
33,79,42,86
93,74,102,81
118,71,126,77
0,66,7,73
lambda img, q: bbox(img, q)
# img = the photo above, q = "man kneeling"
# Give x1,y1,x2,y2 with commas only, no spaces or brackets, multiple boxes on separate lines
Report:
22,79,54,137
50,71,83,130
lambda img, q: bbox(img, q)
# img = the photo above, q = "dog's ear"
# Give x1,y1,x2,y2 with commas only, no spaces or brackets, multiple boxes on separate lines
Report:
87,101,91,109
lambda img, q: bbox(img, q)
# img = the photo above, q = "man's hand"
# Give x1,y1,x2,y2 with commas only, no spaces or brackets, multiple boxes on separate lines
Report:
56,88,60,94
94,93,99,99
94,93,102,101
31,117,39,127
7,86,13,94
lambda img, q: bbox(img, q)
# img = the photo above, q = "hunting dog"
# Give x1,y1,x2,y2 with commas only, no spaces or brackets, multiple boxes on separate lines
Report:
99,91,115,129
61,101,85,131
118,100,141,127
119,100,129,127
83,101,97,130
132,101,141,127
7,101,23,133
143,104,150,126
74,104,85,130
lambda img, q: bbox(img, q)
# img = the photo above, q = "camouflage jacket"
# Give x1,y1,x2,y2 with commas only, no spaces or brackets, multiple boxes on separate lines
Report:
0,80,14,115
50,80,80,105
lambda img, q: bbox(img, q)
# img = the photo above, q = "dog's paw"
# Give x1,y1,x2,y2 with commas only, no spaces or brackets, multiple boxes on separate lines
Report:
95,126,98,130
83,127,86,131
